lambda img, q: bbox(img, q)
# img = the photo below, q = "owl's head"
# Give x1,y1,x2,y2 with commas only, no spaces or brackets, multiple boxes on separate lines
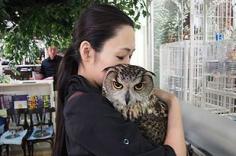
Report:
102,64,155,118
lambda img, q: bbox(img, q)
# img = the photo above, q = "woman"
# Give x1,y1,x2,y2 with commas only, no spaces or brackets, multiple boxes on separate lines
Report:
53,4,186,156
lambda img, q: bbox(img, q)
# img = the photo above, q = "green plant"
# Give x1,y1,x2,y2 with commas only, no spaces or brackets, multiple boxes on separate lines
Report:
0,0,149,65
2,31,40,64
0,74,11,83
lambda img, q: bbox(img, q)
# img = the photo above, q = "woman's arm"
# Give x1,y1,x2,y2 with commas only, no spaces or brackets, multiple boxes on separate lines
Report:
153,89,186,156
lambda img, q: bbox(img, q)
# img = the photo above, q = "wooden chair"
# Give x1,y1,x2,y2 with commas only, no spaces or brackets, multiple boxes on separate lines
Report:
0,117,7,156
0,108,29,156
27,107,55,156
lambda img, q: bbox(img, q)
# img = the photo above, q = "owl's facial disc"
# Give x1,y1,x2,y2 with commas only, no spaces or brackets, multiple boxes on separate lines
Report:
102,64,155,115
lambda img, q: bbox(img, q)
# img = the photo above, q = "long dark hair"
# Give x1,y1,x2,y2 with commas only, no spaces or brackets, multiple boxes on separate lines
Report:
53,4,134,156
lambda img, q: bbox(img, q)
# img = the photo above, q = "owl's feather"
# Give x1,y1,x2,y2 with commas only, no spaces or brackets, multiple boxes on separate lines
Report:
102,64,168,145
135,92,168,145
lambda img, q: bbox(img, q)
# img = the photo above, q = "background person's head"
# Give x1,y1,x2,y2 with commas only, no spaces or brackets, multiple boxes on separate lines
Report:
47,46,58,60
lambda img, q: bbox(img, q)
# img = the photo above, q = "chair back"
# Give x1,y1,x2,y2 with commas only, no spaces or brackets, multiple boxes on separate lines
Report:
28,107,55,128
6,108,29,130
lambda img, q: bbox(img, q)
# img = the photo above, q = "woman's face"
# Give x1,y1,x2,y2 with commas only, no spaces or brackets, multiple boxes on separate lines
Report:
80,25,135,87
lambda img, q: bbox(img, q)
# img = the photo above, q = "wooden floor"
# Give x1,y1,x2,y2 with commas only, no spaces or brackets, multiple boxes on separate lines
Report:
2,142,52,156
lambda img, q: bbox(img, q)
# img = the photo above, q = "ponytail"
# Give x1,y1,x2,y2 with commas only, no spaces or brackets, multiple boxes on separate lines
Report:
57,46,80,100
53,46,81,156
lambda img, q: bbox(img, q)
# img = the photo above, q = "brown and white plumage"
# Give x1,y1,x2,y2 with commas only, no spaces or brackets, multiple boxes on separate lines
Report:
102,64,168,145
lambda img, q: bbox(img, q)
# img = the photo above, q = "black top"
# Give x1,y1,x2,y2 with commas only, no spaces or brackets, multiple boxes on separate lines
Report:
64,75,176,156
40,55,62,78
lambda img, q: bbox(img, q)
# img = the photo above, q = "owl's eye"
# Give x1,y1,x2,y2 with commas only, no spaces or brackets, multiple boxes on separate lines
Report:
134,83,143,91
113,81,123,89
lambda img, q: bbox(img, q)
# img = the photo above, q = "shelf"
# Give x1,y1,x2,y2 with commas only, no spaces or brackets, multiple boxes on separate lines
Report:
2,64,41,68
0,80,53,87
0,80,55,107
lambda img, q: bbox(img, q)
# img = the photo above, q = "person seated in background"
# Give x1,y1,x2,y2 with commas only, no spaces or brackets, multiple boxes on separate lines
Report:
35,46,63,80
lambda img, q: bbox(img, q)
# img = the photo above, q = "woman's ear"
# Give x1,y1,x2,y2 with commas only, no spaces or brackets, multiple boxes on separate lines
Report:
79,41,94,62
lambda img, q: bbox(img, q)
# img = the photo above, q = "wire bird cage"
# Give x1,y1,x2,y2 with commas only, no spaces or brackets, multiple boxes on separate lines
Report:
192,0,236,41
160,40,205,107
159,0,236,118
204,41,236,114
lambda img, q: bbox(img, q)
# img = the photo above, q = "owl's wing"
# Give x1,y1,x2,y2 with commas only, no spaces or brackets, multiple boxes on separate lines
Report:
135,92,168,145
148,92,168,118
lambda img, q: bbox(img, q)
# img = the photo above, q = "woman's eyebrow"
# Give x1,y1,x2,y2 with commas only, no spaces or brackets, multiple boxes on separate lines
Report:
121,48,136,53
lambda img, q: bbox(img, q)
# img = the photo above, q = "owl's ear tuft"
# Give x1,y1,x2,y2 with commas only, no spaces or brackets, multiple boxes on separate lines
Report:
103,66,112,72
103,64,123,72
144,71,156,77
103,67,118,81
103,66,117,75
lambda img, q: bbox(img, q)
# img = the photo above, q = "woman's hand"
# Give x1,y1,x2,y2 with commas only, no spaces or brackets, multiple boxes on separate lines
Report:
153,89,187,156
152,89,178,108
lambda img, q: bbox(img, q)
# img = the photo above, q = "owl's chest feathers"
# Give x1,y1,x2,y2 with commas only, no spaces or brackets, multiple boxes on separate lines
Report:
118,95,168,121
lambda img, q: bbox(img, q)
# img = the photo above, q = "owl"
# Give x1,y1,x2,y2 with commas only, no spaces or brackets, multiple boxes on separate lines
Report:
102,64,168,145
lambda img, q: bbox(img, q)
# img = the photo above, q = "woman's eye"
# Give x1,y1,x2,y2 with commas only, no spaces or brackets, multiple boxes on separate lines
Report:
116,56,124,60
134,83,143,91
129,55,132,59
113,81,123,89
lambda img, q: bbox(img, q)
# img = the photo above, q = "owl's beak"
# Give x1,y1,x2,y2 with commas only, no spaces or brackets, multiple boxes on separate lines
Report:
125,91,130,105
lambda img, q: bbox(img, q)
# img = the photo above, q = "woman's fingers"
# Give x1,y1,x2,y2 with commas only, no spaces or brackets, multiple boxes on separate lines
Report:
152,88,178,106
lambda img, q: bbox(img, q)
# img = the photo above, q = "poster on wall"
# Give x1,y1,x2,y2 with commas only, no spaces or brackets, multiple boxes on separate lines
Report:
13,95,28,109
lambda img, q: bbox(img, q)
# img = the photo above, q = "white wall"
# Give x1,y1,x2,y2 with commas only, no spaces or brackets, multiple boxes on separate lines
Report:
131,16,149,69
